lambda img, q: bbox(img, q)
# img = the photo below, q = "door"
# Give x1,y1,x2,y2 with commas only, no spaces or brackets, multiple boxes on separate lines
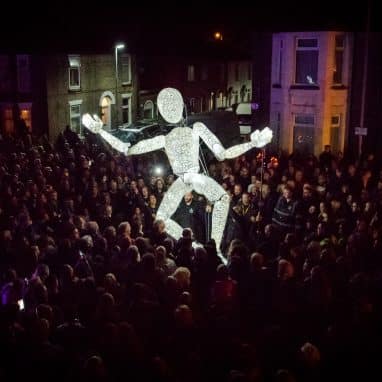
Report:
293,124,314,154
100,96,112,130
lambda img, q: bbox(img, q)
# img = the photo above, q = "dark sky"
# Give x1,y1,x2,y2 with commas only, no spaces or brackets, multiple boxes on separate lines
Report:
1,2,371,55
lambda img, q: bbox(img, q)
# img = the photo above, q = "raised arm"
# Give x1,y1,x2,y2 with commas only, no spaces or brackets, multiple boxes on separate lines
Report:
82,114,165,155
193,122,227,161
82,114,131,154
193,121,273,160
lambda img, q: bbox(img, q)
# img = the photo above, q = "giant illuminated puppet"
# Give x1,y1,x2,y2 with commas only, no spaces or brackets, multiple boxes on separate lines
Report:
82,88,272,254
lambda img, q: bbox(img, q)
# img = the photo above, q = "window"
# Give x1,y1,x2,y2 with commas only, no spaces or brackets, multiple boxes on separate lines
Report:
275,39,283,85
101,97,112,128
330,114,341,153
189,98,195,113
187,65,195,81
240,85,247,102
201,66,208,81
121,94,132,125
333,35,345,85
293,114,315,153
69,100,82,135
295,38,318,85
1,107,14,134
234,63,239,81
68,55,80,90
19,102,32,131
248,63,252,80
143,100,154,119
0,55,12,92
17,55,31,93
121,54,131,84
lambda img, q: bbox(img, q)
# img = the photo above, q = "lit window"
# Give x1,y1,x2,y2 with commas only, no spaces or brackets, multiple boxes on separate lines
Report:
333,35,345,85
19,102,32,131
69,100,82,135
121,94,132,125
121,54,131,84
293,114,315,153
2,107,14,134
187,65,195,82
101,97,112,128
68,55,80,90
295,38,318,85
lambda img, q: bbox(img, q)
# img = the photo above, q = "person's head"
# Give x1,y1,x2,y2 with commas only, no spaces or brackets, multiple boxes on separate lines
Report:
278,259,294,280
173,267,191,289
295,169,303,182
184,192,193,204
155,245,167,263
156,178,164,190
182,227,193,240
149,193,157,206
241,192,250,205
250,252,264,271
232,183,242,196
118,221,131,237
240,166,249,177
141,186,149,198
153,219,166,234
302,185,312,199
264,224,273,237
283,186,292,200
324,145,331,152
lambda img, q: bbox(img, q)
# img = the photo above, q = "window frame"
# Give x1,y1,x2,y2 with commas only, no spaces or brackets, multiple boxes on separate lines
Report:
294,38,319,86
333,35,345,85
187,65,195,82
69,99,83,135
121,93,132,125
68,55,81,91
121,54,132,85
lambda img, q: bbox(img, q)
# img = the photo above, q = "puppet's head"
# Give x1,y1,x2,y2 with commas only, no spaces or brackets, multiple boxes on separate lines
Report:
157,88,184,124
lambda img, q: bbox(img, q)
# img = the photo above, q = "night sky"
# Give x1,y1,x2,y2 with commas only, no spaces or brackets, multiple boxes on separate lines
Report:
1,2,373,55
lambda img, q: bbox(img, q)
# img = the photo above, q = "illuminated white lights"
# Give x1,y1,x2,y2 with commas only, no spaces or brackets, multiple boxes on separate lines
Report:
157,88,184,124
82,88,273,252
154,166,163,176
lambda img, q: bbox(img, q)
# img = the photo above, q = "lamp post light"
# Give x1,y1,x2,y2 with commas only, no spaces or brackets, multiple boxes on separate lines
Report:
115,43,125,126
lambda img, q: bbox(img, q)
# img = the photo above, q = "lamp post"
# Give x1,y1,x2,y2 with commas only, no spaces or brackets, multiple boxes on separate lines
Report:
115,43,125,126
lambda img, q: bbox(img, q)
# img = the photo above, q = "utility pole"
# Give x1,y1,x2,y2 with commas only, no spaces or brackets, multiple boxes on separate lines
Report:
115,43,125,127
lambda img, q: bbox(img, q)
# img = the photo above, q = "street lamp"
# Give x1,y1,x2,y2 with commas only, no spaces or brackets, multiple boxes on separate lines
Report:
115,43,125,126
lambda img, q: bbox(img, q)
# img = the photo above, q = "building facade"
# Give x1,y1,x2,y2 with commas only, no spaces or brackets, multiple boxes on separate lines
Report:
0,54,47,138
46,53,138,142
269,31,352,155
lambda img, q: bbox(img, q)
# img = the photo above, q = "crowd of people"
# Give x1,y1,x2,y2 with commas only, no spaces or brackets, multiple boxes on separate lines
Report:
1,126,382,382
